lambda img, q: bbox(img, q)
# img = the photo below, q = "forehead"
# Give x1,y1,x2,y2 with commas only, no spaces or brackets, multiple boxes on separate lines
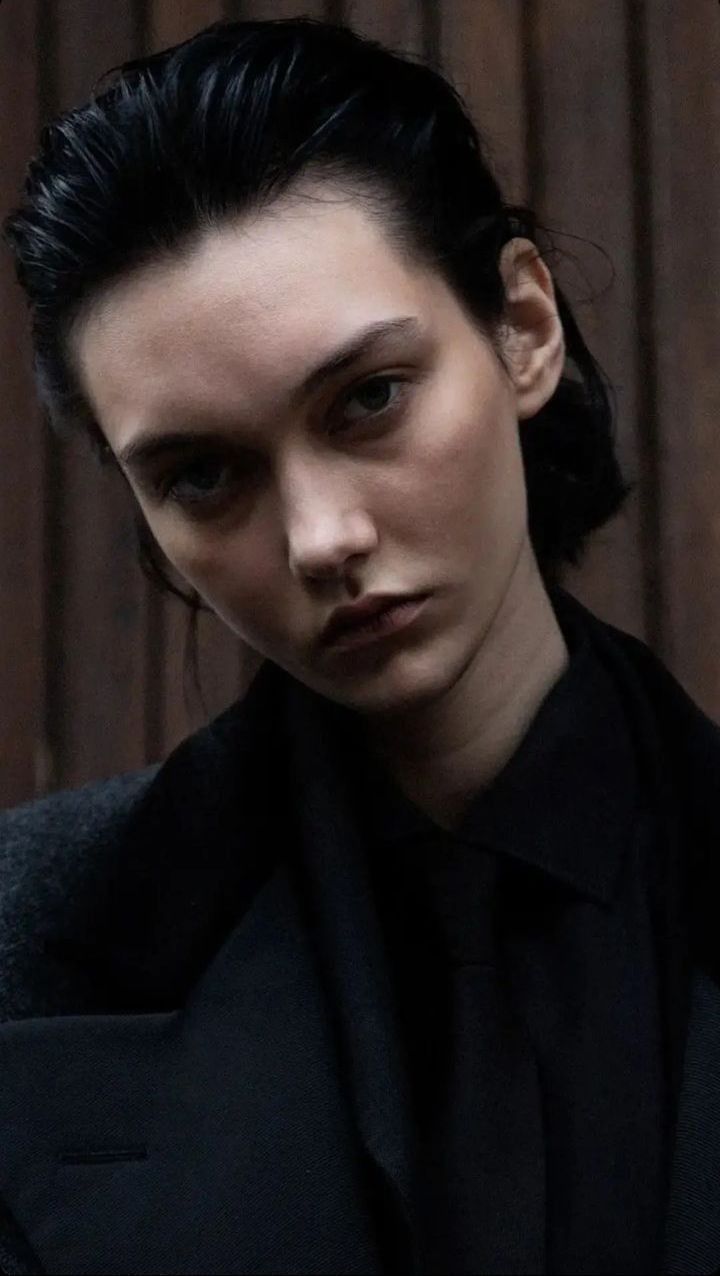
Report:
70,186,436,436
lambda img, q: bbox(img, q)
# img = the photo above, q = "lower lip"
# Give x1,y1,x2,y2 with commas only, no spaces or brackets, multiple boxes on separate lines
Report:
324,595,429,653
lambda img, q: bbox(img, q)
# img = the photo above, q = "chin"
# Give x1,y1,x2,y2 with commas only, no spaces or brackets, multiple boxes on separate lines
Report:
319,641,464,719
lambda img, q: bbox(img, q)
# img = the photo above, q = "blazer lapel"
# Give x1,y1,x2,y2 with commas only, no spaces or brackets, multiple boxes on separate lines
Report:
96,654,422,1272
0,861,386,1274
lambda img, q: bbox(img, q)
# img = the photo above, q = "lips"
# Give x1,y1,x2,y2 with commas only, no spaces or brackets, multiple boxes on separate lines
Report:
321,596,432,657
321,594,422,647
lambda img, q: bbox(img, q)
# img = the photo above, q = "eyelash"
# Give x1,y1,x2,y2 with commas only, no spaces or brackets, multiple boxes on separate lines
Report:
153,374,410,510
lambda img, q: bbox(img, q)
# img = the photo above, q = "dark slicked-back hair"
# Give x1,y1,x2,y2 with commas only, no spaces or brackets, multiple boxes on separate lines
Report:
3,16,633,700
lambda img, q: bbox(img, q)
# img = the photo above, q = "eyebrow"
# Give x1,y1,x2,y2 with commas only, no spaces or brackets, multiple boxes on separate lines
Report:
117,315,423,470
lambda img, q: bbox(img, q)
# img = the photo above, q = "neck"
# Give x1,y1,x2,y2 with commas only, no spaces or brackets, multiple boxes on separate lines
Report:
359,549,570,833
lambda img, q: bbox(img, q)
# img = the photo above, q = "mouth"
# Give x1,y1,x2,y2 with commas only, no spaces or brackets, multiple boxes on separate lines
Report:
321,594,429,654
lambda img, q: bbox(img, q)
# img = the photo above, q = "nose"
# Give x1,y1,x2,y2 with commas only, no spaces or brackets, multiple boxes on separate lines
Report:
282,466,378,582
287,508,378,581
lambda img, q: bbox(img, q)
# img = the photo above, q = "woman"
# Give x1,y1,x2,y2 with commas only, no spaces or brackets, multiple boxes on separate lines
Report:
0,16,718,1275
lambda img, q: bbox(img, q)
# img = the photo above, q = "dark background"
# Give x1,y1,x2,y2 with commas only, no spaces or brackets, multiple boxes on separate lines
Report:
2,0,719,808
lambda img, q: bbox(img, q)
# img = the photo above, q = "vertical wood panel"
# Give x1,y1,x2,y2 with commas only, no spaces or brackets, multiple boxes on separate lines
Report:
150,0,224,48
239,1,326,19
642,0,720,715
440,0,527,206
526,0,646,640
0,0,45,807
50,1,151,789
344,0,424,57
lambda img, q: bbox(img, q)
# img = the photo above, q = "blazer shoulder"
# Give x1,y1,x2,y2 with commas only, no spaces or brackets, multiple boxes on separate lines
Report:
0,765,160,858
0,765,162,918
0,767,162,1020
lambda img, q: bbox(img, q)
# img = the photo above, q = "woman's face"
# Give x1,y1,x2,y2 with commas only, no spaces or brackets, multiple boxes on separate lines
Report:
70,182,564,718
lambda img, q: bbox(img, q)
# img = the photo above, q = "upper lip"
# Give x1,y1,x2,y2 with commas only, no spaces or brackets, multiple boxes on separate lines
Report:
320,593,423,646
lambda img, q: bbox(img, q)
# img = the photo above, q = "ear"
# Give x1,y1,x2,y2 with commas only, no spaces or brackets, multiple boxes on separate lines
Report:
497,237,566,420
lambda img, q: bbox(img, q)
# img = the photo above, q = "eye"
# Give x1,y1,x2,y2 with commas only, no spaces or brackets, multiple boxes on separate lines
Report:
154,454,239,508
334,375,407,431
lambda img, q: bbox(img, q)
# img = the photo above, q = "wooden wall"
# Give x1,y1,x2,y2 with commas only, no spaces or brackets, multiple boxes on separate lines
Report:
2,0,719,808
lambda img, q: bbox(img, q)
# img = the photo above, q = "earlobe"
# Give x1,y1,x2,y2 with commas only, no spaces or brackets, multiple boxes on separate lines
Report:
498,237,566,420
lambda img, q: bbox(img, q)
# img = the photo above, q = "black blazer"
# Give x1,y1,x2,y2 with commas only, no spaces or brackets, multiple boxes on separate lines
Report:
0,588,719,1275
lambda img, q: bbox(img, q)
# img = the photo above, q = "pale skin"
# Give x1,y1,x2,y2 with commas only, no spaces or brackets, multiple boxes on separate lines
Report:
70,178,569,832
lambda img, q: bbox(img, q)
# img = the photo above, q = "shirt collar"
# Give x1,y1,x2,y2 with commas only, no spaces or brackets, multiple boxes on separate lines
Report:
330,587,639,905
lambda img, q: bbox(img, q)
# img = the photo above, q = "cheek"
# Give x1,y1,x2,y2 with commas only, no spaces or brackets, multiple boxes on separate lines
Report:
174,530,306,655
137,511,261,623
172,533,277,631
408,373,523,550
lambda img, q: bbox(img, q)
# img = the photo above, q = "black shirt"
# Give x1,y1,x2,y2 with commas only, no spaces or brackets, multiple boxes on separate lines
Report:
340,591,678,1274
